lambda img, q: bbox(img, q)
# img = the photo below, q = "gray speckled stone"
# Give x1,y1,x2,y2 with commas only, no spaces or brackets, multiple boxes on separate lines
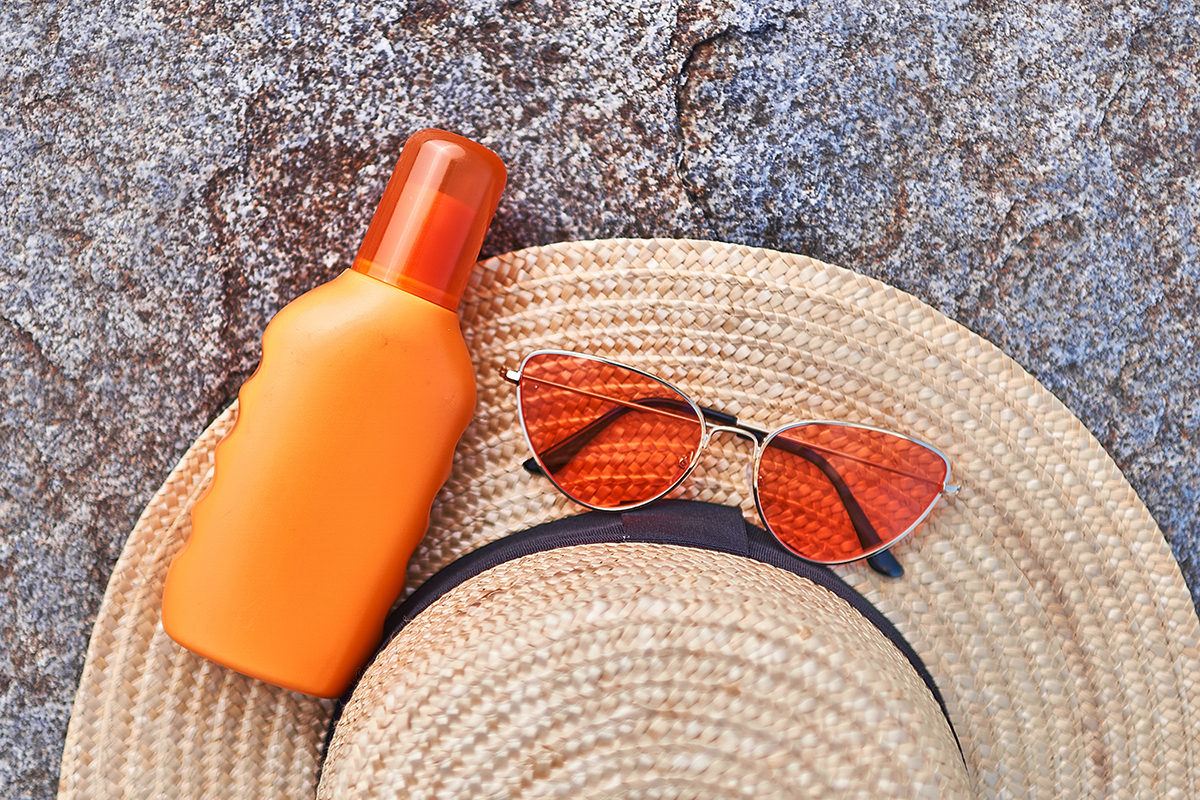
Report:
1,1,1196,797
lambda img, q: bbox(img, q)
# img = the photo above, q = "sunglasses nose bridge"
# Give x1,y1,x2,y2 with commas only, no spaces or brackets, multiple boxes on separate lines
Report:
700,422,761,464
704,424,758,444
698,423,763,498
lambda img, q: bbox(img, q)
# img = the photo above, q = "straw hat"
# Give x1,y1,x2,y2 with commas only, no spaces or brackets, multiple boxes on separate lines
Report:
58,238,1200,799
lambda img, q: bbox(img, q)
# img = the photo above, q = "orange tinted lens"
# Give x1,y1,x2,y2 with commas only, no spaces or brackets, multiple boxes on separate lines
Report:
756,423,947,563
518,353,704,509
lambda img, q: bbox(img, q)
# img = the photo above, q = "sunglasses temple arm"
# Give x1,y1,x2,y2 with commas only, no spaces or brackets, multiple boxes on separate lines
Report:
865,549,904,577
521,411,613,475
761,438,903,578
522,397,701,475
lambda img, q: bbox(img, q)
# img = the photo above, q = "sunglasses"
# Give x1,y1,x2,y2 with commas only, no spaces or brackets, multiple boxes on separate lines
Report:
503,350,957,577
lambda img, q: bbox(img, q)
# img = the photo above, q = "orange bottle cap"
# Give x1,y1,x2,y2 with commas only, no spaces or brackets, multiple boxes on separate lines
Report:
352,129,507,310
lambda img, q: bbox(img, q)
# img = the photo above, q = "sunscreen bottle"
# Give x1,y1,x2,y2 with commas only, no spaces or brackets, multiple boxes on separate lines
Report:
162,129,507,698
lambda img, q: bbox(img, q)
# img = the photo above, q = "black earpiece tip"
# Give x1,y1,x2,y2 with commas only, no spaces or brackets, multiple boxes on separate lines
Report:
867,550,904,578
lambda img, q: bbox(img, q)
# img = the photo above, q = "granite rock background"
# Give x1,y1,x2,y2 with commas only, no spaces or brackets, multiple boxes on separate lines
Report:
2,0,1197,796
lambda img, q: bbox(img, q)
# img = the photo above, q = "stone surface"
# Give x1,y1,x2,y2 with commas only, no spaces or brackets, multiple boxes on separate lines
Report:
1,0,1197,797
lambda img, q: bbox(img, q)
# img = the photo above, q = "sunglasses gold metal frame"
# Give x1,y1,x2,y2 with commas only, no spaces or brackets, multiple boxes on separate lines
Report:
503,349,958,577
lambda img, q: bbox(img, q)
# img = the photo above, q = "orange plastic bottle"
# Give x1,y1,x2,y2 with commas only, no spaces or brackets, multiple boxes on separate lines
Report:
162,129,507,698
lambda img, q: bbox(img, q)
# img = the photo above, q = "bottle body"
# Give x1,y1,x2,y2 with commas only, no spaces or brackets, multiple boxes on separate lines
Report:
162,269,476,697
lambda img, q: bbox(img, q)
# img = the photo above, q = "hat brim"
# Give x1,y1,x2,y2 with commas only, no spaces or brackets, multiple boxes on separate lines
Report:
59,238,1200,799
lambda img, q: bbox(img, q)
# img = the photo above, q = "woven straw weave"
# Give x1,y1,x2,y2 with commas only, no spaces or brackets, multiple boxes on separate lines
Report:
322,543,972,799
59,238,1200,799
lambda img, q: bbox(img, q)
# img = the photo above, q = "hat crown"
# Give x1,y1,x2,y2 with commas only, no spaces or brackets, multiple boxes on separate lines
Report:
321,541,970,799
